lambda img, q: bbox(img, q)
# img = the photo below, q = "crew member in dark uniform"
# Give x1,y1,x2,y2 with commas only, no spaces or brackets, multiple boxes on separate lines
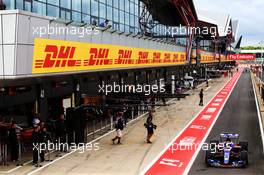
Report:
144,115,157,144
32,125,40,165
9,121,19,162
199,89,204,106
39,122,47,162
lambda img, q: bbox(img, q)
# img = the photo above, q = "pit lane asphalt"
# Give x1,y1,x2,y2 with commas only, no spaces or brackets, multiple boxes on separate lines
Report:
188,71,264,175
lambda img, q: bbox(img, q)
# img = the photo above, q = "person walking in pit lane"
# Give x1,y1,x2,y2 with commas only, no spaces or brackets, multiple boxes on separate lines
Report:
144,113,157,144
199,89,204,106
112,112,124,144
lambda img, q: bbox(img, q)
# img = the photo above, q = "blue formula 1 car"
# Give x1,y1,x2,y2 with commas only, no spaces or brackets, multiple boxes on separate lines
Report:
205,133,248,168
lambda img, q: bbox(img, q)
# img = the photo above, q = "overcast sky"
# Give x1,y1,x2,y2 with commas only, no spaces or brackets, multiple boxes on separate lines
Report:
193,0,264,46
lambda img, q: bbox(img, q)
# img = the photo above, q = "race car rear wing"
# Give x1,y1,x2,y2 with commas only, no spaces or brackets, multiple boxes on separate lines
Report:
220,133,239,138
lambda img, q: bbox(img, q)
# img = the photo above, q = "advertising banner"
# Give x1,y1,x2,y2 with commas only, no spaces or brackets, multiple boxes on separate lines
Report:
32,38,189,74
228,54,256,61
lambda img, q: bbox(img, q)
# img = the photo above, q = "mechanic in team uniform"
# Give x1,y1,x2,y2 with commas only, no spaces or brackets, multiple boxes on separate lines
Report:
9,121,20,163
112,112,124,144
199,89,204,106
144,113,157,144
39,122,47,162
32,125,40,165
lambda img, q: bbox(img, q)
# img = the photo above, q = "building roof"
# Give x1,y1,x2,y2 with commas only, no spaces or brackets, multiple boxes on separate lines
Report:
196,9,232,37
140,0,198,26
231,20,239,40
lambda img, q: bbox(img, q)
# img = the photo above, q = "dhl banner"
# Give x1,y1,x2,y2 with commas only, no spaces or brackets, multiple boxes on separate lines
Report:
191,50,228,64
32,38,187,74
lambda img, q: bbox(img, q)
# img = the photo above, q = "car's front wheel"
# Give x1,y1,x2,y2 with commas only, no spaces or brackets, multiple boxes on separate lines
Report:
205,150,213,166
240,151,248,167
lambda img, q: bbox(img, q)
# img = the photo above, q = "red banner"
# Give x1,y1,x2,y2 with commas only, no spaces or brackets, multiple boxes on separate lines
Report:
228,54,256,61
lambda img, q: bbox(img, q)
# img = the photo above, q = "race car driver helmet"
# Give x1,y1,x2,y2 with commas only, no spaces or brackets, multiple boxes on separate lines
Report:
226,137,231,142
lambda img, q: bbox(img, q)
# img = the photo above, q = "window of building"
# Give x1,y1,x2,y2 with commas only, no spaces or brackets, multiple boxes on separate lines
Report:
8,0,155,35
47,4,59,17
60,8,71,20
125,1,129,13
82,0,90,14
129,26,135,33
99,2,106,19
130,14,134,26
120,24,124,32
91,0,98,16
106,0,112,6
119,0,124,11
125,25,129,33
60,0,71,9
130,2,135,14
33,1,46,16
3,0,15,9
113,22,119,30
113,0,118,8
119,10,124,24
72,0,81,11
125,12,129,25
82,14,90,24
113,8,118,22
24,0,32,11
72,12,81,22
36,0,46,2
47,0,59,5
107,6,112,21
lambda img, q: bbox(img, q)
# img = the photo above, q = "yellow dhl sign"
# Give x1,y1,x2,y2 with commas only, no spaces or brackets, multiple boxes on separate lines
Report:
33,38,189,74
32,38,226,74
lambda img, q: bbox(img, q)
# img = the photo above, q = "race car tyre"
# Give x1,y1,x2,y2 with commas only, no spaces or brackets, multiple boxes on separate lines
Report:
239,141,248,151
205,150,213,166
240,151,248,167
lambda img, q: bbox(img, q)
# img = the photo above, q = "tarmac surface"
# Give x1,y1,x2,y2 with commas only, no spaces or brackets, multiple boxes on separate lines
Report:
189,71,264,175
